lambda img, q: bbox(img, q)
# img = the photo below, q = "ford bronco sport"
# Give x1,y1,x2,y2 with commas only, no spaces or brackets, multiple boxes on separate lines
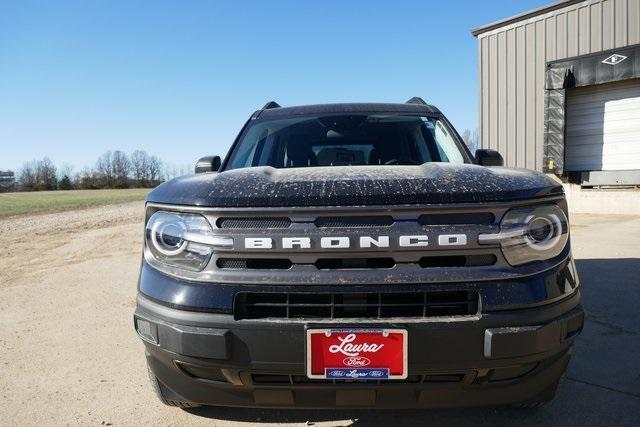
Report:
134,98,584,409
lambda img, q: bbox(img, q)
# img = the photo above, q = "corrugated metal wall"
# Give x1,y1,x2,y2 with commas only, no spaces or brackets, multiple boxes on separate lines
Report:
477,0,640,171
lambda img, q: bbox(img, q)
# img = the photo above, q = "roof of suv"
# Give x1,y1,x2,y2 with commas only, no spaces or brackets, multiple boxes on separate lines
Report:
257,102,441,119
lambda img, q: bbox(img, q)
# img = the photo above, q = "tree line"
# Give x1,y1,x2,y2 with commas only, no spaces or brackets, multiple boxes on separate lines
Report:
460,129,480,153
5,132,480,193
14,150,166,192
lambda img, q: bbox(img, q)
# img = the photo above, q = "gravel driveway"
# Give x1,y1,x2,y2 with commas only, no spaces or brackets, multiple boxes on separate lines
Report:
1,202,639,426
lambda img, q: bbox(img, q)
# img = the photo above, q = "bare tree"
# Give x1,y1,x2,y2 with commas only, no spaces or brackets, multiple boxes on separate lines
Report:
95,150,129,188
461,129,472,146
75,167,98,189
460,128,480,153
163,164,176,181
95,151,114,188
471,129,480,152
163,162,190,180
58,163,74,180
18,161,37,191
148,155,163,183
130,150,148,186
36,157,58,190
18,158,57,191
130,150,164,186
112,150,131,188
57,163,74,190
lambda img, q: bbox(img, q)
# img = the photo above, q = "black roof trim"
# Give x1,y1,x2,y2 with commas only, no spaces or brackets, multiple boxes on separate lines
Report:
471,0,579,37
406,97,427,105
258,102,440,119
262,101,281,109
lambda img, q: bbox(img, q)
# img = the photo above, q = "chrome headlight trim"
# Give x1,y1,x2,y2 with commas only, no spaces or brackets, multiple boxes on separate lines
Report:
478,204,568,266
145,211,233,273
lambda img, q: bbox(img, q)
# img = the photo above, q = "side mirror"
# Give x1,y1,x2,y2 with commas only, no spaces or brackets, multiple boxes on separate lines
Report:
195,155,221,173
474,149,503,167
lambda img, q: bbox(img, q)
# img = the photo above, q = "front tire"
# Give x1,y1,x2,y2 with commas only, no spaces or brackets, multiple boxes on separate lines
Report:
512,373,564,409
147,363,200,408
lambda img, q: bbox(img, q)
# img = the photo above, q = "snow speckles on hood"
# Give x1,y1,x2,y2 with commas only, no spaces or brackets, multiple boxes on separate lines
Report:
147,163,563,207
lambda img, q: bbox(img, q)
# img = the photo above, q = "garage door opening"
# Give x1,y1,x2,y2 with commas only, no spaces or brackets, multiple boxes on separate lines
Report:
565,79,640,186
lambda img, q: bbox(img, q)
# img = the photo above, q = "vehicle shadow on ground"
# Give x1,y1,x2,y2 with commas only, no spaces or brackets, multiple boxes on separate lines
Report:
188,403,580,425
187,258,640,426
186,405,542,425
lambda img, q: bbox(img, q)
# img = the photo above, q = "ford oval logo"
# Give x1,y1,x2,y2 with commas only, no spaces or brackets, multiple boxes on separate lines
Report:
343,356,371,367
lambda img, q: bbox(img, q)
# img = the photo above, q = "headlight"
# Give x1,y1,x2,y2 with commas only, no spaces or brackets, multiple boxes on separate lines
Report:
145,211,232,272
478,204,568,266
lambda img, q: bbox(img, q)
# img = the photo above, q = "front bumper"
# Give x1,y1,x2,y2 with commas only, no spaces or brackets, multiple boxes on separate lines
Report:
135,290,584,408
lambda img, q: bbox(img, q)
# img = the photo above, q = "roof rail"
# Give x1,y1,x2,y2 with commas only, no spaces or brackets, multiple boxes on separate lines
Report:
262,101,281,109
251,101,282,119
405,97,427,105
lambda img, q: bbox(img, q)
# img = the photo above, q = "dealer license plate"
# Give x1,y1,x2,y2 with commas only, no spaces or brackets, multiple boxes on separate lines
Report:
306,328,408,380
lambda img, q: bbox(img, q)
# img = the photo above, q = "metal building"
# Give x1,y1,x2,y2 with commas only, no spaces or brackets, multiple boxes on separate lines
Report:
0,170,15,191
473,0,640,186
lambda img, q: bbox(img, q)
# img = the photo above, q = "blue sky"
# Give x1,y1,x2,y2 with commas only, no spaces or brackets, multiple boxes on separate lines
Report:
0,0,550,173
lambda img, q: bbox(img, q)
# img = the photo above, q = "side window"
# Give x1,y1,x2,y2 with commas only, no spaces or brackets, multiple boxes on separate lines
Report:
228,126,263,168
434,120,464,164
230,140,257,169
242,143,259,168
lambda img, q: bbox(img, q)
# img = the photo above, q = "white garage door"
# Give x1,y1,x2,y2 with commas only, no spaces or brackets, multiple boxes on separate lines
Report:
565,79,640,171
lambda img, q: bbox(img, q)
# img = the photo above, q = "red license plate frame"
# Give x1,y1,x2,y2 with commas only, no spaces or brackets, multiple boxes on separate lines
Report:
306,328,408,380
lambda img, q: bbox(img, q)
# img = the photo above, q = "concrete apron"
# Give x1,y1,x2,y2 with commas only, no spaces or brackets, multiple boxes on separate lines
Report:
562,183,640,215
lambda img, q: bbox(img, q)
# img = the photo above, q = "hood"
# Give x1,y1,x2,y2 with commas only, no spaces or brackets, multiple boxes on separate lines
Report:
147,164,563,208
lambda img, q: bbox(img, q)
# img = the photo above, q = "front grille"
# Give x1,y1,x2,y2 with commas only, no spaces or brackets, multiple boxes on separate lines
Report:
418,212,495,225
418,254,496,267
315,257,396,269
315,216,394,227
217,258,292,270
216,217,291,229
217,255,495,270
179,204,516,285
234,290,479,320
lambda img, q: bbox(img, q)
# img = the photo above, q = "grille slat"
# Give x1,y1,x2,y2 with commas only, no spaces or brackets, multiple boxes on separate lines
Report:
418,254,496,267
217,217,292,229
418,212,495,226
217,258,292,270
218,255,496,271
315,258,395,270
315,216,394,227
234,291,479,320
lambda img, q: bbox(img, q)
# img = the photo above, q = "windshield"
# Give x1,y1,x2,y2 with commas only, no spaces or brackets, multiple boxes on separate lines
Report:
225,114,468,170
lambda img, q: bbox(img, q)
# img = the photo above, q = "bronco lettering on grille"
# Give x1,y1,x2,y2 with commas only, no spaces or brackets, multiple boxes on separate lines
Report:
244,234,468,250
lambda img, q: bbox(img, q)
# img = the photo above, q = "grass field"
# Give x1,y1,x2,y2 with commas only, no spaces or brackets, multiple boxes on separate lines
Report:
0,188,150,217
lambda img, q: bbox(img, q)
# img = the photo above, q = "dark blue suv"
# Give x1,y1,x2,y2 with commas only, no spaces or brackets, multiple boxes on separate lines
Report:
134,99,584,409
